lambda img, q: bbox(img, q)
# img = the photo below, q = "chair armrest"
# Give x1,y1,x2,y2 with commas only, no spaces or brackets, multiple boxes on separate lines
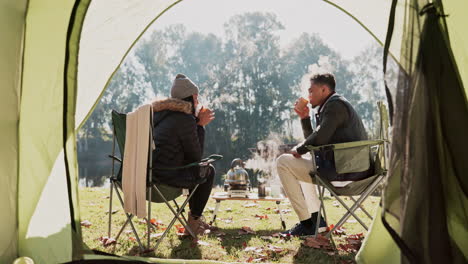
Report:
107,155,122,163
152,154,223,171
306,139,387,152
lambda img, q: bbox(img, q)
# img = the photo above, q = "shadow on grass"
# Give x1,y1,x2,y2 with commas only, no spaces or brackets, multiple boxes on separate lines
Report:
292,241,356,264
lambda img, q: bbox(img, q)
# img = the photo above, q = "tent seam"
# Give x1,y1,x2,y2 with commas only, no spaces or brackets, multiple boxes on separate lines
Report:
76,0,185,130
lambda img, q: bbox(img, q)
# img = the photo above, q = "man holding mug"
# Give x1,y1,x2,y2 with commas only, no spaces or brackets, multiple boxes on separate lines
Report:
276,73,368,236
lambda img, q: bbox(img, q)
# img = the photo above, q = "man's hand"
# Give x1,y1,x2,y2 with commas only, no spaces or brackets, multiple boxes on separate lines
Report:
288,150,302,159
294,99,310,119
197,107,215,126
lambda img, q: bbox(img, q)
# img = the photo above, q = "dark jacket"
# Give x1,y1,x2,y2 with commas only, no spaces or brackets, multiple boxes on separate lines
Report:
151,98,205,188
296,94,371,181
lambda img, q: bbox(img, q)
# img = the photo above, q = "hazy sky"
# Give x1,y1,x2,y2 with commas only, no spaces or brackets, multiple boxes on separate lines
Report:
147,0,378,59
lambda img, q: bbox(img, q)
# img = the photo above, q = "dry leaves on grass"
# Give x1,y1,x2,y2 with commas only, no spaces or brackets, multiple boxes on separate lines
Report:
303,235,333,251
174,224,185,236
238,226,256,235
338,233,364,253
80,220,92,228
272,232,291,240
98,236,116,247
243,202,258,208
326,224,347,236
274,208,292,214
254,214,268,220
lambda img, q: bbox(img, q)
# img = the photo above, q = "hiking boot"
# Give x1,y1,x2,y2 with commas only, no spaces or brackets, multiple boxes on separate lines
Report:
184,212,210,237
197,215,219,231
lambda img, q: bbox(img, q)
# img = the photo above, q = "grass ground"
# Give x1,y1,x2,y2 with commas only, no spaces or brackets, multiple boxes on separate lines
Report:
79,187,379,263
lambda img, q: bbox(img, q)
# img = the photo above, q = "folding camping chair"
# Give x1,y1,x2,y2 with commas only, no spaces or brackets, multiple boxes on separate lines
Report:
308,101,389,237
107,110,222,251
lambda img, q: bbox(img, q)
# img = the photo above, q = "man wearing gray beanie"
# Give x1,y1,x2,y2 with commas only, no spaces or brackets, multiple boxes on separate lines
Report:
151,73,216,238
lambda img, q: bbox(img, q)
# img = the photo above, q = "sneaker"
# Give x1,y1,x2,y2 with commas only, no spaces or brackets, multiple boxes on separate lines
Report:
317,216,327,233
282,217,328,237
311,212,328,233
282,222,314,236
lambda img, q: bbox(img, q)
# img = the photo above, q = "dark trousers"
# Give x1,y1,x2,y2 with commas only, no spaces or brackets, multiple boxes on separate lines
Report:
189,165,215,217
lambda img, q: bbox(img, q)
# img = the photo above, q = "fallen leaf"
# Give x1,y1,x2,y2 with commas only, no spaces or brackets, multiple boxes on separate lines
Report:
346,219,357,223
272,232,291,240
267,245,284,253
241,218,252,221
197,240,211,246
239,226,256,235
254,214,268,220
102,196,110,199
274,209,292,214
303,235,332,250
243,203,258,208
333,226,347,236
207,207,215,213
98,236,116,247
80,220,92,228
226,208,232,212
204,229,211,235
260,236,273,242
105,209,119,214
332,201,340,207
129,236,136,242
244,246,259,252
174,224,185,234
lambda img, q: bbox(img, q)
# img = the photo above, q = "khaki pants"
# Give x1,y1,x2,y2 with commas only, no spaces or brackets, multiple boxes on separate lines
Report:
276,153,320,221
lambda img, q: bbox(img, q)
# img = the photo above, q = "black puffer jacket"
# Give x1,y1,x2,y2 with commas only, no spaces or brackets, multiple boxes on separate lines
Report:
151,98,205,188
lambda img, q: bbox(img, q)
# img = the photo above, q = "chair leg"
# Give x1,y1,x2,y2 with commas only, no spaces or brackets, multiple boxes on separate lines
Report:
108,180,114,238
147,186,152,250
113,184,145,251
314,185,324,237
316,177,369,236
349,196,373,219
335,177,384,231
210,200,221,226
173,200,190,228
152,184,200,252
276,201,286,230
323,177,383,234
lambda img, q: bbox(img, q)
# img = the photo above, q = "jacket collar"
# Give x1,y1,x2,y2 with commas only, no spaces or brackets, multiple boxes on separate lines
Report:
317,91,338,114
151,98,192,114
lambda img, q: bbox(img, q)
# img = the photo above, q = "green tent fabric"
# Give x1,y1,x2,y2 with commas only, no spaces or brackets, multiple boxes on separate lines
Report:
1,0,467,263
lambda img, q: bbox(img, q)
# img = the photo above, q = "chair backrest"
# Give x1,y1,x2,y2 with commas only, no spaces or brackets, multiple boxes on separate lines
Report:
110,110,183,202
111,110,128,181
375,101,390,174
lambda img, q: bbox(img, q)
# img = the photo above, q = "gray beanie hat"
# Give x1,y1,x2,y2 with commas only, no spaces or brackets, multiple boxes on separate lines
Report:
170,73,199,99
